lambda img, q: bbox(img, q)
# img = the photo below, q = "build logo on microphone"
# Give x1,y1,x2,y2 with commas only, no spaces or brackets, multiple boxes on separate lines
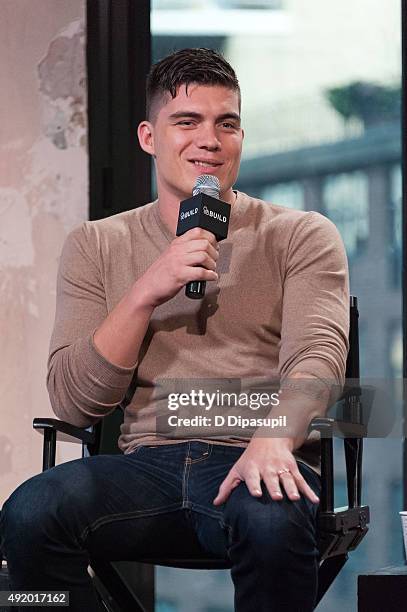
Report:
180,207,198,221
203,206,227,223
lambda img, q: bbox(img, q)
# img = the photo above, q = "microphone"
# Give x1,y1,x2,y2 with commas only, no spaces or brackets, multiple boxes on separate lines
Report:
176,175,231,299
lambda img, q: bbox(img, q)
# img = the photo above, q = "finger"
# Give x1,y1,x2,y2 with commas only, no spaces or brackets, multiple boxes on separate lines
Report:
183,251,217,271
178,227,218,246
183,239,219,261
184,266,219,283
243,472,263,498
278,471,301,501
213,472,242,506
263,472,283,501
290,469,320,504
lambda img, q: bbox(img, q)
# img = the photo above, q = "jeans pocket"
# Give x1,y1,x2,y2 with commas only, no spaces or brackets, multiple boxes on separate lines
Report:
128,445,144,456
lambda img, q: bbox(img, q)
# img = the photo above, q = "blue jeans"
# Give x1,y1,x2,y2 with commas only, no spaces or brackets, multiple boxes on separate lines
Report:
0,442,321,611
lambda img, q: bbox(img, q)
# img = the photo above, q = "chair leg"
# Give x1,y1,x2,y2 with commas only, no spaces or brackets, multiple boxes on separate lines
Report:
315,554,348,608
345,437,363,508
90,559,154,612
91,571,125,612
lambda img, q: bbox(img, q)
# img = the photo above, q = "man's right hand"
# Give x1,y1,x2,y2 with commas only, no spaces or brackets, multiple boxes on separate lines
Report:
93,228,219,368
134,227,219,309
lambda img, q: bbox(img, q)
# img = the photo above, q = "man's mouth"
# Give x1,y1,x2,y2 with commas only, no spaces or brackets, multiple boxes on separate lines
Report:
189,160,222,168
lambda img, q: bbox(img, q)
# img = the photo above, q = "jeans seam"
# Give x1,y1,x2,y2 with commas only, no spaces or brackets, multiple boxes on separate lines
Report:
218,518,234,551
189,444,213,464
181,441,191,505
79,503,184,545
188,505,233,542
223,522,234,551
188,503,224,522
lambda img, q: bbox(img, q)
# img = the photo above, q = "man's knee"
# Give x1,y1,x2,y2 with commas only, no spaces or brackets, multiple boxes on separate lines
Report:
223,484,318,566
1,460,96,551
1,472,63,548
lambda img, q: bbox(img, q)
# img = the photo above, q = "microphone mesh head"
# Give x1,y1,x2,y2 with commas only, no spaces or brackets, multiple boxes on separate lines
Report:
192,175,220,199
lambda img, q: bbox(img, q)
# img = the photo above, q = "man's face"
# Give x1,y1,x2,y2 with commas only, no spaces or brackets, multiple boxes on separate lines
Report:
139,83,244,201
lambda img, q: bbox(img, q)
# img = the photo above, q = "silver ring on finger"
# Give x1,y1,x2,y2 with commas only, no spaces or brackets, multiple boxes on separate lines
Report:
277,468,291,476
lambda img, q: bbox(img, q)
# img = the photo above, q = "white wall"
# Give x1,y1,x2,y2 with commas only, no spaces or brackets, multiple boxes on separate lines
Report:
0,0,87,505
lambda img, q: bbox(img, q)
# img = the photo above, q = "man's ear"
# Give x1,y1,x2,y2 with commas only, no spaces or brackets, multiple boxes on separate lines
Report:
138,121,155,156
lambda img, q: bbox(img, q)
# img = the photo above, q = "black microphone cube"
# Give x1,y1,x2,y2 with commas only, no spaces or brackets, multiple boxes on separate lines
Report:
176,193,230,241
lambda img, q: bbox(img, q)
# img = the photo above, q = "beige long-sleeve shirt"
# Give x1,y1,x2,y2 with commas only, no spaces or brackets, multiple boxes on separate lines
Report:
47,191,349,474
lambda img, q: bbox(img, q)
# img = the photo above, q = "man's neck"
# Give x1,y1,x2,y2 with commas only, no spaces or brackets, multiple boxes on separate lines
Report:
156,188,237,236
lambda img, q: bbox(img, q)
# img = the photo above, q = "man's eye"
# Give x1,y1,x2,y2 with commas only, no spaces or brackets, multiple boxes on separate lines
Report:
177,120,194,126
221,122,236,129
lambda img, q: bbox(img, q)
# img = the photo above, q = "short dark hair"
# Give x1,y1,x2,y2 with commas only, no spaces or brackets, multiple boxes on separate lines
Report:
146,48,241,122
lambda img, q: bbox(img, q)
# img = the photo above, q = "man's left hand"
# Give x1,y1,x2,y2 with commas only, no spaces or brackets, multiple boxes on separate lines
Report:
212,437,320,506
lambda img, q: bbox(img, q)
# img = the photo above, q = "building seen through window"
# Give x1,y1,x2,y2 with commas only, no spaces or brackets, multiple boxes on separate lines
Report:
151,1,402,610
322,171,369,262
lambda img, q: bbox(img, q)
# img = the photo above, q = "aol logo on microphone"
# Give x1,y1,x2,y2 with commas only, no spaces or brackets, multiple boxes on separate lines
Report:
203,205,227,223
180,208,198,220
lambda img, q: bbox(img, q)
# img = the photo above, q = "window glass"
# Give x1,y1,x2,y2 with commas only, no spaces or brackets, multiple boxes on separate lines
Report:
156,602,178,612
151,2,402,610
260,181,304,210
322,171,369,260
390,164,402,289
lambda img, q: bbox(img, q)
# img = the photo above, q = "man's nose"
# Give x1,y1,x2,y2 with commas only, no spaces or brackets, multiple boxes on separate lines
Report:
196,124,221,150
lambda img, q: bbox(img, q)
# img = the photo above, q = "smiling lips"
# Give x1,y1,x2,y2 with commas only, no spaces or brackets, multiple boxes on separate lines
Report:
190,159,223,171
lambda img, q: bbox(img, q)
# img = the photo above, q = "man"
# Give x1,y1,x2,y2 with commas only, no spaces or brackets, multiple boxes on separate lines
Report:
0,48,349,611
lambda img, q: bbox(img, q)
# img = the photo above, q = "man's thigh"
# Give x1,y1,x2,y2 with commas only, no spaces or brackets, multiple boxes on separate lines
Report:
1,445,209,562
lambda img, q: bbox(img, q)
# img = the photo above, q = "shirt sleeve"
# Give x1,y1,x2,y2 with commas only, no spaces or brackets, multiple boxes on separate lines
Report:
278,211,350,387
46,222,136,428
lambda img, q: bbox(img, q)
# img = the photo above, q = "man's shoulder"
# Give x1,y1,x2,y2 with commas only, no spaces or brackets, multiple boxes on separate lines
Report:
237,192,344,261
66,201,156,247
85,201,155,234
61,202,157,266
238,191,327,231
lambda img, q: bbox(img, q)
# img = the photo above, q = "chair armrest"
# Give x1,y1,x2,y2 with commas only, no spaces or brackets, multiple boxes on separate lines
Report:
33,417,96,445
309,416,367,438
33,418,96,471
